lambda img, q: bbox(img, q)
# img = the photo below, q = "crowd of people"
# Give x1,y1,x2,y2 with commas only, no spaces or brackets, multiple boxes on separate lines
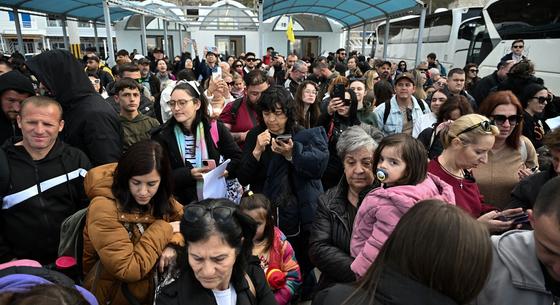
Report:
1,38,560,305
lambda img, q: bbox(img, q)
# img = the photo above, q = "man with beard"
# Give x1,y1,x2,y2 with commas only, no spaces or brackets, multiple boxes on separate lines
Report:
0,71,35,144
376,60,392,83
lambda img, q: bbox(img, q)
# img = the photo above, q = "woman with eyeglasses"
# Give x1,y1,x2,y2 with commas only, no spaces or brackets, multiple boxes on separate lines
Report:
463,63,480,93
152,82,242,205
520,83,551,149
294,80,321,128
82,140,184,305
474,90,538,209
155,198,277,305
237,85,328,300
428,114,523,232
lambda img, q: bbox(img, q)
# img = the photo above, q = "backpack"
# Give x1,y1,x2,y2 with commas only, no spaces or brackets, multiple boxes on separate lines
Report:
383,98,427,125
228,96,245,126
58,208,88,274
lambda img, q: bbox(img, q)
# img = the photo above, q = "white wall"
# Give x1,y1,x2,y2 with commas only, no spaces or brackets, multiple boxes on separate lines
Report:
115,28,184,57
189,28,259,58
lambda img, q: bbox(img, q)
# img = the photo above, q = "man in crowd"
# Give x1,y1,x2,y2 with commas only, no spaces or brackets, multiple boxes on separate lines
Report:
501,39,527,63
427,52,446,76
263,46,274,66
150,48,165,72
267,54,286,86
198,46,220,84
474,176,560,304
107,63,156,119
115,78,160,152
85,54,114,90
0,71,35,144
374,72,430,136
284,60,308,97
0,58,13,76
243,52,258,84
137,57,161,103
219,70,270,147
472,60,515,107
377,60,392,82
334,48,347,64
286,53,298,71
313,61,339,102
115,49,131,66
0,96,91,265
444,68,477,110
26,49,122,166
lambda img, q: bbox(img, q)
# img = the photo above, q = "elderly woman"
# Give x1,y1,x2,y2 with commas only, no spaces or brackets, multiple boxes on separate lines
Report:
474,90,538,209
309,126,381,291
237,85,329,298
156,198,277,305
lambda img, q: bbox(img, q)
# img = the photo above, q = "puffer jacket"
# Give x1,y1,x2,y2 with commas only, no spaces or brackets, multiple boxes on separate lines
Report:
350,173,455,277
82,163,184,305
309,179,376,290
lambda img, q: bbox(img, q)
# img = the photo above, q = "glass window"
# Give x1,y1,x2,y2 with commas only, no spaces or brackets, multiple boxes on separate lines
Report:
426,11,452,42
487,0,560,39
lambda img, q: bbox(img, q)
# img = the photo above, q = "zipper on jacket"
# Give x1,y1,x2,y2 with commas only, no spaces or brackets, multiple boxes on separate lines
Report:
34,164,54,246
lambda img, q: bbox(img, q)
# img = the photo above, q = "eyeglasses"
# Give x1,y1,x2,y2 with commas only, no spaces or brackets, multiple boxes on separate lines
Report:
184,204,236,224
532,96,551,104
490,114,522,126
246,58,256,62
340,53,346,56
512,45,524,49
303,89,317,95
167,99,194,109
469,69,479,73
456,120,493,137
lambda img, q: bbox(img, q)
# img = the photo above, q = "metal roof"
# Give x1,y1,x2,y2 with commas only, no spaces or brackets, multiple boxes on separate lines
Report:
262,0,424,28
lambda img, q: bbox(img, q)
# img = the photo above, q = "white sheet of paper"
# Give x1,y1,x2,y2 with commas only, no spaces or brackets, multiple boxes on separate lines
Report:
546,116,560,130
201,159,230,199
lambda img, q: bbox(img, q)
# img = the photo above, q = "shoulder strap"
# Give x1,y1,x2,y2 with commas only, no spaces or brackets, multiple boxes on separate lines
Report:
520,137,528,163
428,127,437,149
418,98,426,112
383,99,391,125
210,120,219,148
230,97,244,125
244,272,256,299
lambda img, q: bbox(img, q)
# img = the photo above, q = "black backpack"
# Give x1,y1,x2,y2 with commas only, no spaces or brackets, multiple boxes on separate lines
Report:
228,96,245,125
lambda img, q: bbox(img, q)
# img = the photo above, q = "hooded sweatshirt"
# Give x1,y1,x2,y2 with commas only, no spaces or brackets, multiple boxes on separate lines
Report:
0,71,36,145
26,50,122,166
350,173,455,277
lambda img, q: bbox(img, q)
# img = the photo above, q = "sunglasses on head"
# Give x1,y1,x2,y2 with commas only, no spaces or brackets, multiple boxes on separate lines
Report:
183,204,236,224
456,120,492,137
491,114,522,126
533,96,551,104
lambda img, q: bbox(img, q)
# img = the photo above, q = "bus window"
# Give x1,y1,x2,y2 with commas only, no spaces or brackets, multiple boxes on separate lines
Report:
466,21,494,65
428,12,453,42
487,0,560,39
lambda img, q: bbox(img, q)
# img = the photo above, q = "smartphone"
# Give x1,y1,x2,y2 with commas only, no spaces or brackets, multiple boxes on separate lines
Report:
276,134,292,143
508,212,529,225
212,66,222,81
202,159,216,170
332,84,345,100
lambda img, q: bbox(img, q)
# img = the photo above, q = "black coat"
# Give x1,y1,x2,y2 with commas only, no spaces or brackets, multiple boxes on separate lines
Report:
151,118,242,205
0,113,20,146
237,125,328,235
507,167,557,210
312,268,458,305
309,179,374,290
521,110,550,149
471,71,500,107
156,257,277,305
26,50,122,166
0,138,91,264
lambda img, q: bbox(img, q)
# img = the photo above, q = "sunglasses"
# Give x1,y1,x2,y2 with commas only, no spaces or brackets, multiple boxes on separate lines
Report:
512,45,524,49
469,69,479,73
491,114,522,126
183,204,236,224
234,65,243,68
406,108,413,121
456,120,492,137
418,68,428,72
246,58,256,62
533,96,551,104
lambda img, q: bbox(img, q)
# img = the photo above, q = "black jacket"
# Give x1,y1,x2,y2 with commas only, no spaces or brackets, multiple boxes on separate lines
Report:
471,71,500,107
522,110,550,149
151,118,242,205
312,268,458,305
26,50,122,166
309,179,375,290
507,167,557,210
0,114,20,146
0,138,91,265
237,126,328,235
156,257,277,305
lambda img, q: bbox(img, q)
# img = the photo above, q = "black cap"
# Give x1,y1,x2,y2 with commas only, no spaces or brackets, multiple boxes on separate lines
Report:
0,70,36,96
138,58,150,65
153,48,163,54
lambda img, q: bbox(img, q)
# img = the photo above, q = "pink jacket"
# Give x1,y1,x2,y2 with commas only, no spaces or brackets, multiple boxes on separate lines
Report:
350,173,455,277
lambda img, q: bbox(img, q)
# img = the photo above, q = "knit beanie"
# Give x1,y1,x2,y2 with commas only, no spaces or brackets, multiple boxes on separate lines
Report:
0,70,36,96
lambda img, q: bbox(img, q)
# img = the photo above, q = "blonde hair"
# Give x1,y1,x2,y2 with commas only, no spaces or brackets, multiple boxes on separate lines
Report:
363,69,379,91
441,114,499,148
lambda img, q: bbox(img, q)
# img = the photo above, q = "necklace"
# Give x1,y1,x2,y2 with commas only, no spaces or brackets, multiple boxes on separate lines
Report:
439,160,465,189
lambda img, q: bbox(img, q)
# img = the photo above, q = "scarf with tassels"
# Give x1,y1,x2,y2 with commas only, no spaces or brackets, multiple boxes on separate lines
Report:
174,122,209,200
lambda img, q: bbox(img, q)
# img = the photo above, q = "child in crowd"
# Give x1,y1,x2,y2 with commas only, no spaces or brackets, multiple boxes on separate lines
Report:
239,193,302,305
230,73,246,99
350,134,455,278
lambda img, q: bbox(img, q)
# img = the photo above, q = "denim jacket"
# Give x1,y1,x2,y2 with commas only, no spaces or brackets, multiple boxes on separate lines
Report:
374,96,430,136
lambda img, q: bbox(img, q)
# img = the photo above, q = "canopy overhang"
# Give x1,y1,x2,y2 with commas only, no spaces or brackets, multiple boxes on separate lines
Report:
262,0,425,29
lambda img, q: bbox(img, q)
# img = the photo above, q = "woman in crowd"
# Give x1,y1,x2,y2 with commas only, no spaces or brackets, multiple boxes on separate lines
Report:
309,126,381,291
412,89,448,137
183,58,195,74
373,80,393,106
474,90,538,209
294,80,321,128
313,200,492,305
156,198,277,305
520,83,551,149
428,114,523,232
464,63,480,92
240,193,302,305
350,79,377,126
418,95,473,159
350,134,455,277
83,140,184,305
412,69,427,101
233,60,245,79
226,55,236,67
362,70,380,108
396,60,407,76
152,82,242,205
155,59,176,90
237,85,328,301
88,72,109,98
346,56,363,78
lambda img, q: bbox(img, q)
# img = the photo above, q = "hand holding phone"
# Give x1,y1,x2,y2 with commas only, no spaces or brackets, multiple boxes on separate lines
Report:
202,159,216,170
276,134,292,144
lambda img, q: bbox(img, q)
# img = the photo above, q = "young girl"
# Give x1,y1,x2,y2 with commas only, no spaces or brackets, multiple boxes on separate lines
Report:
350,134,456,278
239,193,302,305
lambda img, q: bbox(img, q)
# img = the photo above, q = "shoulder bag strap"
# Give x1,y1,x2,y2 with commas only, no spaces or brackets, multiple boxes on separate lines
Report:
244,272,256,299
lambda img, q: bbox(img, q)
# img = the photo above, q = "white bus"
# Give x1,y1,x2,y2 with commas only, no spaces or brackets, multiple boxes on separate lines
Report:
374,7,483,71
464,0,560,94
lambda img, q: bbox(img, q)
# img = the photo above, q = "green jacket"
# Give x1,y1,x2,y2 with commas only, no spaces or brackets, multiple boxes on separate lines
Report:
120,113,160,152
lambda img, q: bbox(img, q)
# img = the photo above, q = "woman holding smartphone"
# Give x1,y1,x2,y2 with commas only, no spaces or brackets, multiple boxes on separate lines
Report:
152,81,242,205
